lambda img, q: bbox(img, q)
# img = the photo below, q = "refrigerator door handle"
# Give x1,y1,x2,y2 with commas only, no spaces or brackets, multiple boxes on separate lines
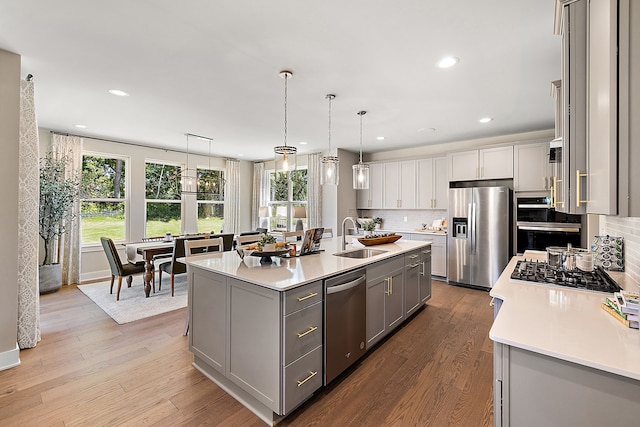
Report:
471,203,477,255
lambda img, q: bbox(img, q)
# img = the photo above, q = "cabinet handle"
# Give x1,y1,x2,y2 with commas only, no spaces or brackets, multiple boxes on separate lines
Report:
420,261,426,276
297,326,318,338
297,292,318,302
576,169,588,207
489,297,495,307
476,167,479,178
409,254,419,259
552,177,564,207
544,176,548,190
385,277,391,295
480,167,484,178
410,262,420,268
297,371,318,387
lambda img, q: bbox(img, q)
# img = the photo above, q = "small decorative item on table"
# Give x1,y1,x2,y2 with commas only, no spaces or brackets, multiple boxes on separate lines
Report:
247,235,290,263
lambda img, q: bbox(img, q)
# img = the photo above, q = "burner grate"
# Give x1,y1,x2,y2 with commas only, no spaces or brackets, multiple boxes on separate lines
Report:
510,260,622,293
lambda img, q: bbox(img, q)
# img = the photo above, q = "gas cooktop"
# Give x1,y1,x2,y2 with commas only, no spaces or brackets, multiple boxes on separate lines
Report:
510,260,622,293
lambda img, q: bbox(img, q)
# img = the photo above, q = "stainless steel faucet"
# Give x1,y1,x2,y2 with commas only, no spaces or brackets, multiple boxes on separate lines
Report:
341,216,357,250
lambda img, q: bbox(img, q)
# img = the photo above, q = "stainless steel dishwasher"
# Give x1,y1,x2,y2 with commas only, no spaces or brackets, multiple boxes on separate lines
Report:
324,268,367,385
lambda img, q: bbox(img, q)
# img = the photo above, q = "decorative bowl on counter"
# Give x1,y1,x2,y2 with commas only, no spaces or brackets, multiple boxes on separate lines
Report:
357,233,402,246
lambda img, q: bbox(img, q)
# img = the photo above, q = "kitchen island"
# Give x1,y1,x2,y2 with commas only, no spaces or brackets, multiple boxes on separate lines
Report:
185,237,432,425
490,252,640,427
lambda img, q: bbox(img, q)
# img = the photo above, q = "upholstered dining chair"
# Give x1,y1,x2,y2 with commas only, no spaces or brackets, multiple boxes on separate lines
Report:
100,237,146,301
158,235,205,297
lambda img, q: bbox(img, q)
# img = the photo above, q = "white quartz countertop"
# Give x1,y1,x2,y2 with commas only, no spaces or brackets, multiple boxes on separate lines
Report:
379,228,447,236
490,251,640,381
186,237,431,291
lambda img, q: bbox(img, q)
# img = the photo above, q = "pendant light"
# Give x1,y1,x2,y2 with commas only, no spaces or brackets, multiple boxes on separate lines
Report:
320,94,339,185
180,133,222,197
274,70,297,171
352,110,370,189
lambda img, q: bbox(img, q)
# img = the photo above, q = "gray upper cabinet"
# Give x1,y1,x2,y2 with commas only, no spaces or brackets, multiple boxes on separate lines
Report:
554,0,588,214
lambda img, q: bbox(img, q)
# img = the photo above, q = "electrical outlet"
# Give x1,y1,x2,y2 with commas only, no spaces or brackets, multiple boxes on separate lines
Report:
404,216,407,222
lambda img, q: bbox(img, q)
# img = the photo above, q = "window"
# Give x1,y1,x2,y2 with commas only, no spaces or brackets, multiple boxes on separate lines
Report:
267,168,308,230
81,154,127,244
197,168,225,233
145,161,182,237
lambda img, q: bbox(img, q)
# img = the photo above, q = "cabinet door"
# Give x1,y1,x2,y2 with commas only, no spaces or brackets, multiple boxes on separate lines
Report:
416,158,435,209
431,236,447,278
356,188,369,209
399,160,416,209
514,143,552,191
479,146,514,179
386,269,404,330
448,150,479,181
369,163,384,209
587,0,617,215
404,250,421,316
432,157,448,209
420,257,432,303
383,161,399,209
366,276,386,349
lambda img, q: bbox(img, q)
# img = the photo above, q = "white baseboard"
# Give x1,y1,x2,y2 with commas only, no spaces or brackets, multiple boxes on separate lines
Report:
0,342,20,372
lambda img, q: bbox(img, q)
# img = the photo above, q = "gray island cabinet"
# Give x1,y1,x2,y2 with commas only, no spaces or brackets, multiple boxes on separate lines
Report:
186,238,432,425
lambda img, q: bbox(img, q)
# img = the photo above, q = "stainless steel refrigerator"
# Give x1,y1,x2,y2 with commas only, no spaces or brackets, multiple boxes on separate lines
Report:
448,186,511,290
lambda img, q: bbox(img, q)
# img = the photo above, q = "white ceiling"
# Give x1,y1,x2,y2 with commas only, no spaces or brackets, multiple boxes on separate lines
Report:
0,0,560,161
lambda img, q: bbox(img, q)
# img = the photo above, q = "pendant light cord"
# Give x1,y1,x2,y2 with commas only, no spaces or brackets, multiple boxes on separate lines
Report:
358,110,366,164
283,73,288,147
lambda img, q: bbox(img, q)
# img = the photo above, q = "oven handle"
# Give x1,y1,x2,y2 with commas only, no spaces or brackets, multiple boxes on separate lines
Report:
326,275,366,294
517,225,581,233
517,204,551,209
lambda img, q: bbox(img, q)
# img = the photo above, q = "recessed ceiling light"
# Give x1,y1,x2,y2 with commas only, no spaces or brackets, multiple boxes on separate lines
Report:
238,153,244,157
74,124,87,129
417,127,436,132
376,136,385,140
108,89,129,97
478,117,493,123
299,141,308,145
437,56,459,68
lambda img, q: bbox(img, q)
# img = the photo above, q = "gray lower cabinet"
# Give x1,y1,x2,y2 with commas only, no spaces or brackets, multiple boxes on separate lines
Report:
188,266,323,422
494,342,640,427
404,250,422,317
420,247,432,303
366,256,404,349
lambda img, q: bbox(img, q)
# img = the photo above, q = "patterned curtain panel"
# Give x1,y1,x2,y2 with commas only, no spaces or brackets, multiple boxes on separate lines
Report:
307,152,322,228
251,162,265,230
224,159,241,234
18,79,41,349
51,133,83,285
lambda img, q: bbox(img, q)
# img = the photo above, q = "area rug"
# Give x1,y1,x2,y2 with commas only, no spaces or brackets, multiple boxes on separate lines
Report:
77,275,187,324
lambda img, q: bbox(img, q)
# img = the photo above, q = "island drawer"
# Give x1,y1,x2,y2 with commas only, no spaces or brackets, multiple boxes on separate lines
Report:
282,345,322,415
367,255,404,281
283,280,322,315
283,301,322,365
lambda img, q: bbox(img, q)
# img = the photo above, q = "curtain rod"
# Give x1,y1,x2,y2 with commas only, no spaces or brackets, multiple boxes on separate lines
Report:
49,130,242,161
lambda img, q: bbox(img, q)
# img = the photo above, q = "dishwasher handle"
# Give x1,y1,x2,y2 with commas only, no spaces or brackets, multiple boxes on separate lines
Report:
326,275,366,295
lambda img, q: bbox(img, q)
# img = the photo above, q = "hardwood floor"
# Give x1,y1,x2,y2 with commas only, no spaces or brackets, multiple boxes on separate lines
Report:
0,280,494,426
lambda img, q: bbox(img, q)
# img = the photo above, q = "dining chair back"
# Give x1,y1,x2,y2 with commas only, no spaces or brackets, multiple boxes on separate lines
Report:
158,235,205,296
100,237,146,301
210,232,235,251
236,234,263,246
184,237,224,259
282,230,304,242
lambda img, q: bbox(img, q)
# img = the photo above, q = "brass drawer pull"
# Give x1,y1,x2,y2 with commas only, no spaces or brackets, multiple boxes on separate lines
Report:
410,263,420,268
409,254,419,259
297,292,318,302
297,370,318,387
297,326,318,338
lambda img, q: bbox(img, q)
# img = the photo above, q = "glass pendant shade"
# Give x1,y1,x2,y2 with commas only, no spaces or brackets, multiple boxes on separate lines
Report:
321,94,339,185
352,110,369,189
352,163,370,190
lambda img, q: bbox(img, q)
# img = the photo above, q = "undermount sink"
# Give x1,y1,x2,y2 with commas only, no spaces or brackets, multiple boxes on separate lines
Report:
333,248,388,259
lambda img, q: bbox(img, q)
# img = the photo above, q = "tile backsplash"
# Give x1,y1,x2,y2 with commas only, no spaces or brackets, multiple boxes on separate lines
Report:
359,210,447,231
600,216,640,283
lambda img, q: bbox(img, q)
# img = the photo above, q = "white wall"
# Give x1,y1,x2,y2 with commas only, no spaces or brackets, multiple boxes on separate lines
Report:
0,49,20,370
600,216,640,283
39,131,253,282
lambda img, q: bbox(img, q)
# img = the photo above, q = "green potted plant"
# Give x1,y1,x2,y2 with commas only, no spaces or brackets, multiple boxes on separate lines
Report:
373,217,383,230
39,152,81,294
362,220,377,235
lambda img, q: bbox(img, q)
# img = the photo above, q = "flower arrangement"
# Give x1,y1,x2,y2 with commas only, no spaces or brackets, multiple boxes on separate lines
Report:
362,220,377,232
257,234,277,249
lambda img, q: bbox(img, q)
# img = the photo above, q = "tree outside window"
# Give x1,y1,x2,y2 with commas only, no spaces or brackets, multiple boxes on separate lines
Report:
81,154,127,244
267,168,308,230
145,162,182,237
197,168,225,233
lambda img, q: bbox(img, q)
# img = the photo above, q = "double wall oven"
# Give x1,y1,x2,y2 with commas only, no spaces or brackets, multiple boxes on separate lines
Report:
515,192,584,254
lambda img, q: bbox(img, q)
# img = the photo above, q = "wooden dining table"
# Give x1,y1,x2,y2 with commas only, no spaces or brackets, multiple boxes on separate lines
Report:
125,241,174,297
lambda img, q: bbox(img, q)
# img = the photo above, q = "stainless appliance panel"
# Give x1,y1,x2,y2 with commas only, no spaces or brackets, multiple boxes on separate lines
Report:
323,268,366,385
448,186,511,289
